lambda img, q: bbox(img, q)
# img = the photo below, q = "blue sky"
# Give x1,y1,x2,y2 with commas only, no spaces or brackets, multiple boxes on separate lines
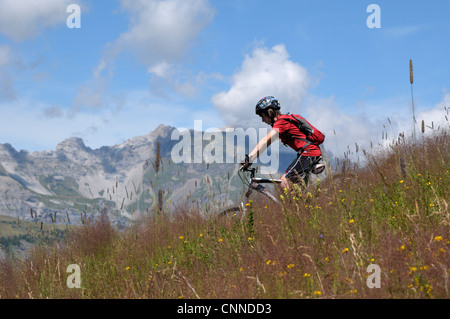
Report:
0,0,449,159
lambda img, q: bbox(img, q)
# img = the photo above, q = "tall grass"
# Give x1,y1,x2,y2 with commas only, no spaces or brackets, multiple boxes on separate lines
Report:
0,128,448,299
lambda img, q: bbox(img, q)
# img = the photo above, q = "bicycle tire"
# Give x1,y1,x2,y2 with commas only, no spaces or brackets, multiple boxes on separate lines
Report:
218,205,242,217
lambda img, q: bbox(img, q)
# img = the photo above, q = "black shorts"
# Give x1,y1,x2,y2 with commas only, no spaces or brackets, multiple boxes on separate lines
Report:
284,155,321,184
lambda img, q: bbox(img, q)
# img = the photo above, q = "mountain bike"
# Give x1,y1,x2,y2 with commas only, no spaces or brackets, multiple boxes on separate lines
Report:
218,154,325,217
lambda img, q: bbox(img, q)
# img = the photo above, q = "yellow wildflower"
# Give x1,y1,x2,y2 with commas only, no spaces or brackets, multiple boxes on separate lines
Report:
342,248,349,253
434,236,443,242
349,219,354,224
313,291,322,296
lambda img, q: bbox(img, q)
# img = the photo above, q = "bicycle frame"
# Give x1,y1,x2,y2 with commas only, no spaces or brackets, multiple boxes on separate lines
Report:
240,166,282,204
219,155,324,217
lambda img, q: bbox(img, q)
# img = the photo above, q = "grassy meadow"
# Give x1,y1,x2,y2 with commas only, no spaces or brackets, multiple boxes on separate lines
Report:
0,128,448,299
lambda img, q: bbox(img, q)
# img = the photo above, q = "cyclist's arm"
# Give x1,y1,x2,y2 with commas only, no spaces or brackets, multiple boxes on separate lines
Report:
248,129,279,163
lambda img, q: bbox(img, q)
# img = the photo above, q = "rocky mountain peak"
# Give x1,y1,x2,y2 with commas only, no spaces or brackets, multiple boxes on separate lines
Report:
56,137,90,153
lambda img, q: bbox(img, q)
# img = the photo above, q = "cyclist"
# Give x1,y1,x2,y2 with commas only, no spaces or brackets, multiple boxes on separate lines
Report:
240,96,324,189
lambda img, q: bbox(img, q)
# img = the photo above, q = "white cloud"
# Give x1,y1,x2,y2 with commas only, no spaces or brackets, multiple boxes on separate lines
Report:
79,0,215,113
301,95,383,160
304,93,450,161
0,0,78,41
415,93,450,133
211,44,310,129
100,0,215,73
147,62,173,78
0,45,16,100
0,45,12,66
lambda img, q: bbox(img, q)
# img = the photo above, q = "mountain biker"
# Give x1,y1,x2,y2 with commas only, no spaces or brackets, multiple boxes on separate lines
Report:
240,96,324,189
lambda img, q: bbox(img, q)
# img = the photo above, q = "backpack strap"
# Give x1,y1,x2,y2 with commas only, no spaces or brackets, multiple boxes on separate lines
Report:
277,114,318,153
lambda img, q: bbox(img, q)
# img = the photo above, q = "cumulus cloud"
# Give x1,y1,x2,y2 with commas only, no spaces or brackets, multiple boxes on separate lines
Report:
0,0,78,41
414,93,449,133
96,0,215,78
78,0,215,113
116,0,215,68
211,44,310,129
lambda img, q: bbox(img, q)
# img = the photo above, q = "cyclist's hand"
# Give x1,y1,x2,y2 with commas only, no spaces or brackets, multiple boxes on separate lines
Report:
240,154,251,171
240,162,249,171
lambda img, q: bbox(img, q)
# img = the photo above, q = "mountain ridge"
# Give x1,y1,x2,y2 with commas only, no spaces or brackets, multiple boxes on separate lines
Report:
0,123,333,226
0,124,242,226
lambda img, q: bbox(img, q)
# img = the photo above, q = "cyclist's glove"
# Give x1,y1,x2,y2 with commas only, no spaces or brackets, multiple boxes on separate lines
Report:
240,154,251,171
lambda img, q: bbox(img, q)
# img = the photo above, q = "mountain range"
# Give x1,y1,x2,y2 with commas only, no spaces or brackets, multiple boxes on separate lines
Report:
1,124,300,227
